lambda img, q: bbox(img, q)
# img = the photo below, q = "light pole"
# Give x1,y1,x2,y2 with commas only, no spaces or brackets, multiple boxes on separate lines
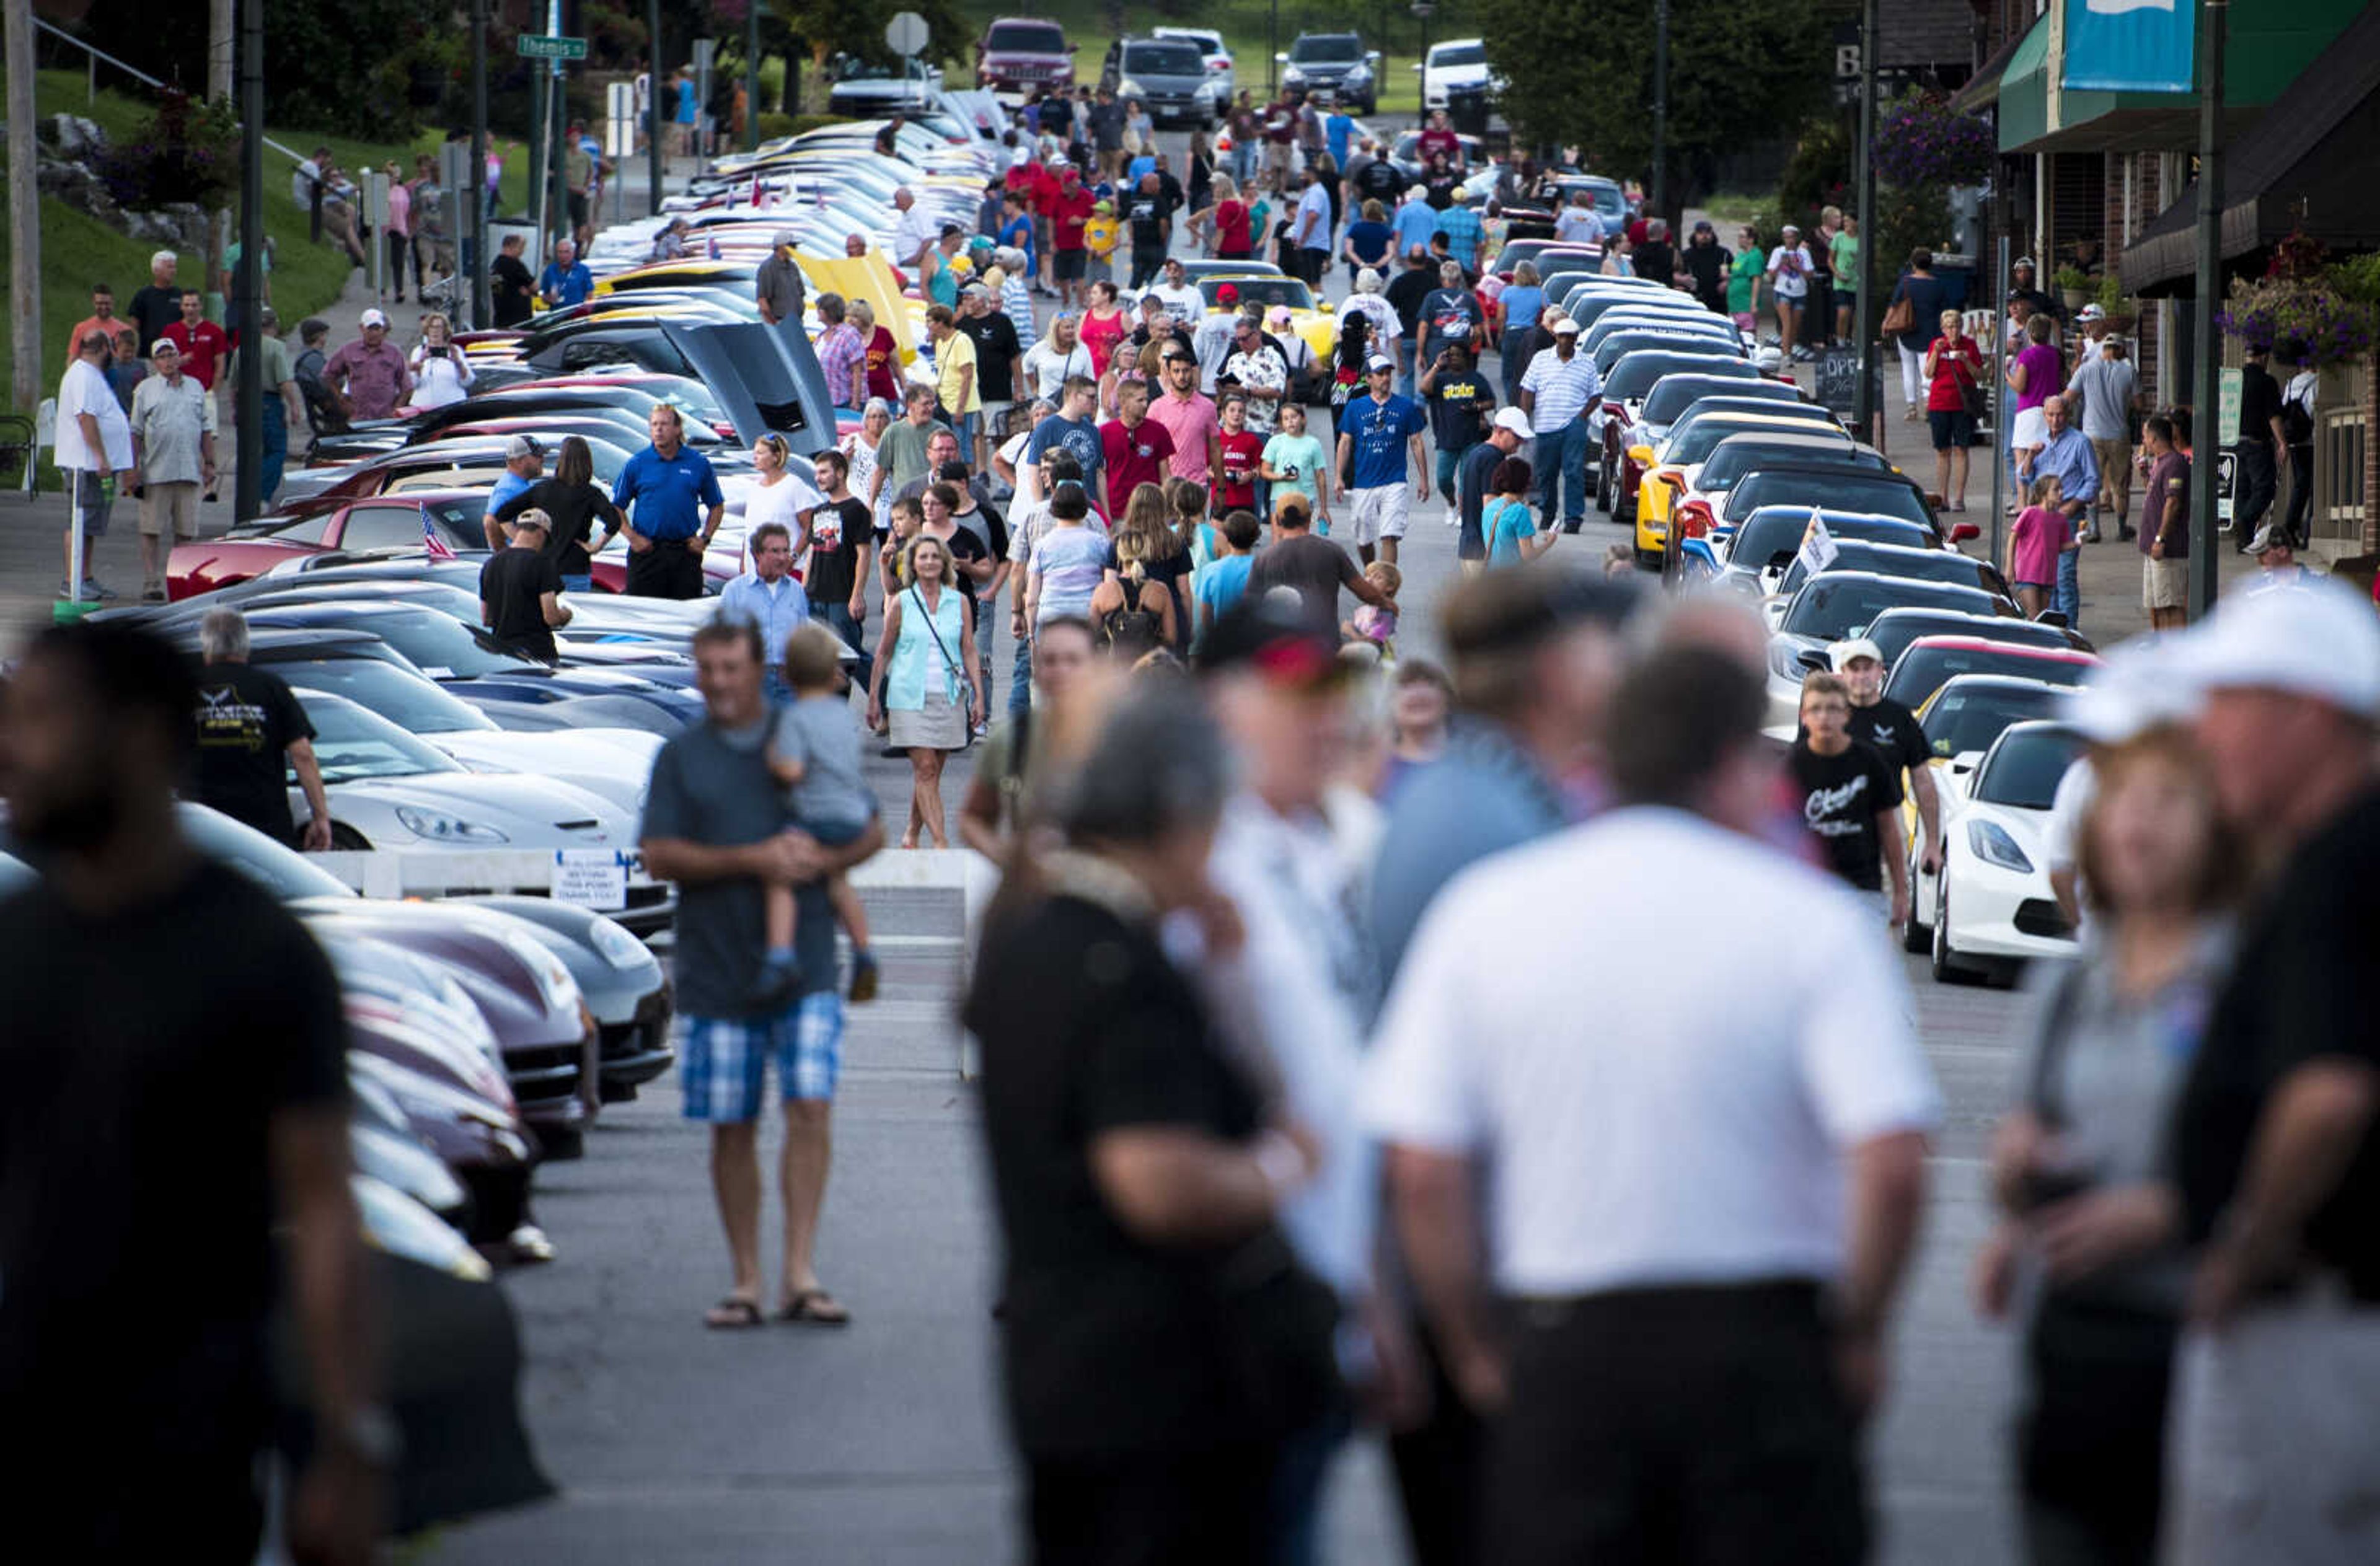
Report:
1651,0,1669,220
648,0,664,216
746,0,760,151
234,0,263,522
1412,1,1433,130
1268,0,1277,97
2188,0,2228,620
1853,0,1879,436
472,0,490,328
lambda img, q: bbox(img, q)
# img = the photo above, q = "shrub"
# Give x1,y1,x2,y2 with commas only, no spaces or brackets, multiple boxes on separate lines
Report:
92,90,240,211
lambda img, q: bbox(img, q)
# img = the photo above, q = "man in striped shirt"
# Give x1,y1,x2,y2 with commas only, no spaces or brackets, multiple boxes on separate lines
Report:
1518,318,1600,532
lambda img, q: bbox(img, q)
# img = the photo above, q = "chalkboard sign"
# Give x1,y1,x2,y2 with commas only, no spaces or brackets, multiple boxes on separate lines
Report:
1815,346,1879,419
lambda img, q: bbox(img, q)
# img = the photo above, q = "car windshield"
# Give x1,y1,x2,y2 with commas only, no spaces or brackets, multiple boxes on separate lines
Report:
1866,612,2067,667
1595,334,1739,374
1887,646,2092,709
1778,544,1980,598
1727,470,1928,526
1641,379,1802,424
1783,577,1994,640
176,802,356,900
1557,180,1624,215
1669,415,1836,463
1976,728,2084,809
317,607,544,679
294,696,465,783
1728,510,1926,570
1924,684,2068,760
1433,43,1488,66
1201,276,1315,311
1127,43,1205,74
1698,438,1858,489
260,514,334,545
272,654,498,734
990,22,1067,51
1295,37,1360,61
1603,353,1756,402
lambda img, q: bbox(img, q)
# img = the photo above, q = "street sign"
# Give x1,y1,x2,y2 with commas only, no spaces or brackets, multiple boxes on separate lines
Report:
517,34,588,61
885,11,930,57
604,81,637,160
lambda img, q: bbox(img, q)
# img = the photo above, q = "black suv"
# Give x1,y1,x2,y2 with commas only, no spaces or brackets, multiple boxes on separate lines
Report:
1279,32,1377,113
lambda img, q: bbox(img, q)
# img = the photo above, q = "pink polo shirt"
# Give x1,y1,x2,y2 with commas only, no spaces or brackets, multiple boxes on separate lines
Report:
1145,388,1220,485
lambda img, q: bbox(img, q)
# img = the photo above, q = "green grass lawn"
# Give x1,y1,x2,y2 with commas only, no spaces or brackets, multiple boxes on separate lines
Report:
2,69,539,420
950,0,1442,118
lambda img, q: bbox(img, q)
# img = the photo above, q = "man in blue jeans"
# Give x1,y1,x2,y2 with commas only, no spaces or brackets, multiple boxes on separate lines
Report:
1517,317,1600,531
802,449,875,691
640,618,884,1330
2025,394,2099,632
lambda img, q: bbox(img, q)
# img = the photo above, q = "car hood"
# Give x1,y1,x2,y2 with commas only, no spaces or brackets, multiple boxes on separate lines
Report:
304,899,589,1051
459,894,667,1021
317,771,637,847
426,729,663,816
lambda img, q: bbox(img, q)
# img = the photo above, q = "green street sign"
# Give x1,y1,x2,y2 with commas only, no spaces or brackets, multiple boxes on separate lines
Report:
517,34,588,61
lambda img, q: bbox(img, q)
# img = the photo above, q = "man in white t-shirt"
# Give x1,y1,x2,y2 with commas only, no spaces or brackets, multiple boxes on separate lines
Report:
1364,644,1936,1565
54,327,136,600
1144,257,1204,323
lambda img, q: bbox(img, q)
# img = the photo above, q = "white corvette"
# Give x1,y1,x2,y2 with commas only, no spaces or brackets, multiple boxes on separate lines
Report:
1915,720,2084,985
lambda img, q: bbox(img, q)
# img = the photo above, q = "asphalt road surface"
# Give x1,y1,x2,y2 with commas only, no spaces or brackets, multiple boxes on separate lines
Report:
431,128,2028,1565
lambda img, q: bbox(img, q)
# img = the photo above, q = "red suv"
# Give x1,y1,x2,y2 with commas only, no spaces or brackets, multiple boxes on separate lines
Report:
975,16,1076,100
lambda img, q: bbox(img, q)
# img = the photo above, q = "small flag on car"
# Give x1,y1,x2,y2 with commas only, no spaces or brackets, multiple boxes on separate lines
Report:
421,503,456,560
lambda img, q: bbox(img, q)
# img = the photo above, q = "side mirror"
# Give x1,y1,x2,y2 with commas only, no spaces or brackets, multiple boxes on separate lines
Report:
1068,42,1080,52
1275,51,1290,63
2035,609,2070,628
1924,491,1947,508
1368,51,1383,64
1768,549,1797,570
1950,522,1980,542
1411,62,1424,73
1628,444,1653,465
1796,648,1833,674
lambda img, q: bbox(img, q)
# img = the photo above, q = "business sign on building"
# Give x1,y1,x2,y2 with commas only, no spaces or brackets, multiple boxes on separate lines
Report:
2061,0,2195,94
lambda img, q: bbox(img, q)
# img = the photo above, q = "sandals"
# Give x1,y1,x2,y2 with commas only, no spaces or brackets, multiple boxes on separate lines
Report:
777,1288,852,1327
705,1296,765,1330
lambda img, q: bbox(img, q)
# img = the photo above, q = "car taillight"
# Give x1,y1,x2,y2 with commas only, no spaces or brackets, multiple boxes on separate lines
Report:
1678,499,1715,538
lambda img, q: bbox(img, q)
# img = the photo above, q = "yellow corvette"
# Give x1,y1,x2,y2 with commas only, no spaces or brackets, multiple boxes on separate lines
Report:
1629,408,1843,561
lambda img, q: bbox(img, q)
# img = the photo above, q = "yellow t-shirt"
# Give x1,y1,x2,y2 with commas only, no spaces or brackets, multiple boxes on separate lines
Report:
1084,216,1119,260
935,328,982,415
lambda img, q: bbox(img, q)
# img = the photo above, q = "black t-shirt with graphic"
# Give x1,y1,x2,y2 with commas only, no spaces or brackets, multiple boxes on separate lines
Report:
807,496,871,607
1789,737,1903,891
1427,367,1493,451
1849,697,1931,776
189,662,315,843
1126,189,1171,252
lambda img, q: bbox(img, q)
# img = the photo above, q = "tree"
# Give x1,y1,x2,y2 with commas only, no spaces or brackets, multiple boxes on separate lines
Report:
767,0,971,79
1479,0,1830,213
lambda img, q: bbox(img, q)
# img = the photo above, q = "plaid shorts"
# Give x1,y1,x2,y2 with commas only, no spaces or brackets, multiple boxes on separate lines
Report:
674,991,845,1122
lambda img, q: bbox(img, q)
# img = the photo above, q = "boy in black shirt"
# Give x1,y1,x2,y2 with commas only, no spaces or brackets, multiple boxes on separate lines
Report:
1789,671,1908,929
1833,636,1942,877
479,508,571,662
804,447,875,687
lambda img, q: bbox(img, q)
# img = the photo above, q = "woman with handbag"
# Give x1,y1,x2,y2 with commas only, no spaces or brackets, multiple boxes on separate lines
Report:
866,534,982,849
1923,309,1985,514
1886,249,1952,417
1972,725,2241,1566
961,681,1335,1566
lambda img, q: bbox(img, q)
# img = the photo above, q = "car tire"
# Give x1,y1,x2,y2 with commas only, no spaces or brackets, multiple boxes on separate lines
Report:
1594,461,1612,512
1931,881,1980,985
328,821,372,851
1635,548,1664,572
1902,844,1933,953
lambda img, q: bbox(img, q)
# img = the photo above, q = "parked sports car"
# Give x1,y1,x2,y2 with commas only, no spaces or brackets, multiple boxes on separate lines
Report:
1919,721,2085,984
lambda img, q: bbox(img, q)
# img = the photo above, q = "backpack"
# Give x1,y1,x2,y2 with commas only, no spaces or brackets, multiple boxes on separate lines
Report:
1101,576,1165,659
2281,382,2316,446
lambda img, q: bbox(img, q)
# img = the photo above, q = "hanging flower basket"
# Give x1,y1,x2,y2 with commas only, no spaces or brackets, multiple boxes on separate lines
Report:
2218,276,2378,369
1872,91,1996,190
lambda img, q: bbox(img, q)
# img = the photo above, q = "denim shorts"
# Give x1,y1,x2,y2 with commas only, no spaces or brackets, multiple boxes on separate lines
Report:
674,990,845,1120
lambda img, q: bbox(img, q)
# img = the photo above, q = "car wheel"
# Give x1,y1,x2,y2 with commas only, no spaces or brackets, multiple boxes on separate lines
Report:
1902,843,1933,953
1634,548,1664,572
1931,881,1980,985
328,821,371,851
1594,460,1612,512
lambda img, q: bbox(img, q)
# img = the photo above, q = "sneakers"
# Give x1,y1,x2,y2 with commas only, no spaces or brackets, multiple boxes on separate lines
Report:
58,578,117,600
142,586,168,603
848,949,880,1004
746,951,802,1011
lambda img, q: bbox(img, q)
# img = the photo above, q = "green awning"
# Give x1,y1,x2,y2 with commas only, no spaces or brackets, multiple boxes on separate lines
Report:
1994,21,2051,152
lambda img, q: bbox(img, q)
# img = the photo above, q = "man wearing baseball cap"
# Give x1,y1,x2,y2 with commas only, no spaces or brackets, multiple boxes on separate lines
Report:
755,229,807,332
322,307,410,423
1833,635,1942,884
1455,406,1533,574
2161,579,2380,1563
1518,314,1600,533
1336,354,1430,568
480,434,547,549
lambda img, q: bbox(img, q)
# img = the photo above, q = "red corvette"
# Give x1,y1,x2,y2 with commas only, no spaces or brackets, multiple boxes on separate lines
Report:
167,491,492,600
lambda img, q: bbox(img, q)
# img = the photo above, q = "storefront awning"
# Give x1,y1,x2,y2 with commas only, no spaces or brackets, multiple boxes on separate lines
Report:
2121,6,2380,296
1950,24,2032,116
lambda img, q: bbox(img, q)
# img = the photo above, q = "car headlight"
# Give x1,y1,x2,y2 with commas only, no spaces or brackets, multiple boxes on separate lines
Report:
1283,66,1305,83
394,806,509,844
1347,64,1372,82
1119,77,1145,97
587,915,648,970
1968,819,2034,874
496,929,580,1014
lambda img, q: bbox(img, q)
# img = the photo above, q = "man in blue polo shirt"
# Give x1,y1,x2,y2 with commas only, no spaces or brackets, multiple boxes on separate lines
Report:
1335,354,1430,568
536,237,593,310
616,402,724,599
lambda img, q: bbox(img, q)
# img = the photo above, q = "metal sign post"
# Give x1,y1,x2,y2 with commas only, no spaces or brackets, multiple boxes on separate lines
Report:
694,38,716,171
364,170,389,301
1988,235,2009,568
886,12,930,111
606,82,637,226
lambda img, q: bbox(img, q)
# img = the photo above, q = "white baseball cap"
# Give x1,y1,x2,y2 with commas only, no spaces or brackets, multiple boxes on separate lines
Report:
1551,317,1581,335
1492,407,1535,439
2165,577,2380,721
359,307,390,328
2066,645,2197,744
1829,637,1883,672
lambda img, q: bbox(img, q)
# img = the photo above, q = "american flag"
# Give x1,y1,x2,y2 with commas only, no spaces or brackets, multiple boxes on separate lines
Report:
420,503,456,560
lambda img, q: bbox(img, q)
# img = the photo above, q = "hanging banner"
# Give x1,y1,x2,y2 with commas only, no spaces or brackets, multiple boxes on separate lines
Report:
2062,0,2197,94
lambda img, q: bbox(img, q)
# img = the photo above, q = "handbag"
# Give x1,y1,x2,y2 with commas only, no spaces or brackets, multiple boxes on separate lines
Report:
1880,293,1916,338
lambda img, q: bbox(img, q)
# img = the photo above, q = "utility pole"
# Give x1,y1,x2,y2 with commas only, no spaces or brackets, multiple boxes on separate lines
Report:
746,0,760,152
1268,0,1278,97
648,0,665,215
472,0,490,328
2187,0,2227,622
1853,0,1880,438
1651,0,1670,221
210,0,233,312
5,0,39,416
234,0,263,521
547,0,568,255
